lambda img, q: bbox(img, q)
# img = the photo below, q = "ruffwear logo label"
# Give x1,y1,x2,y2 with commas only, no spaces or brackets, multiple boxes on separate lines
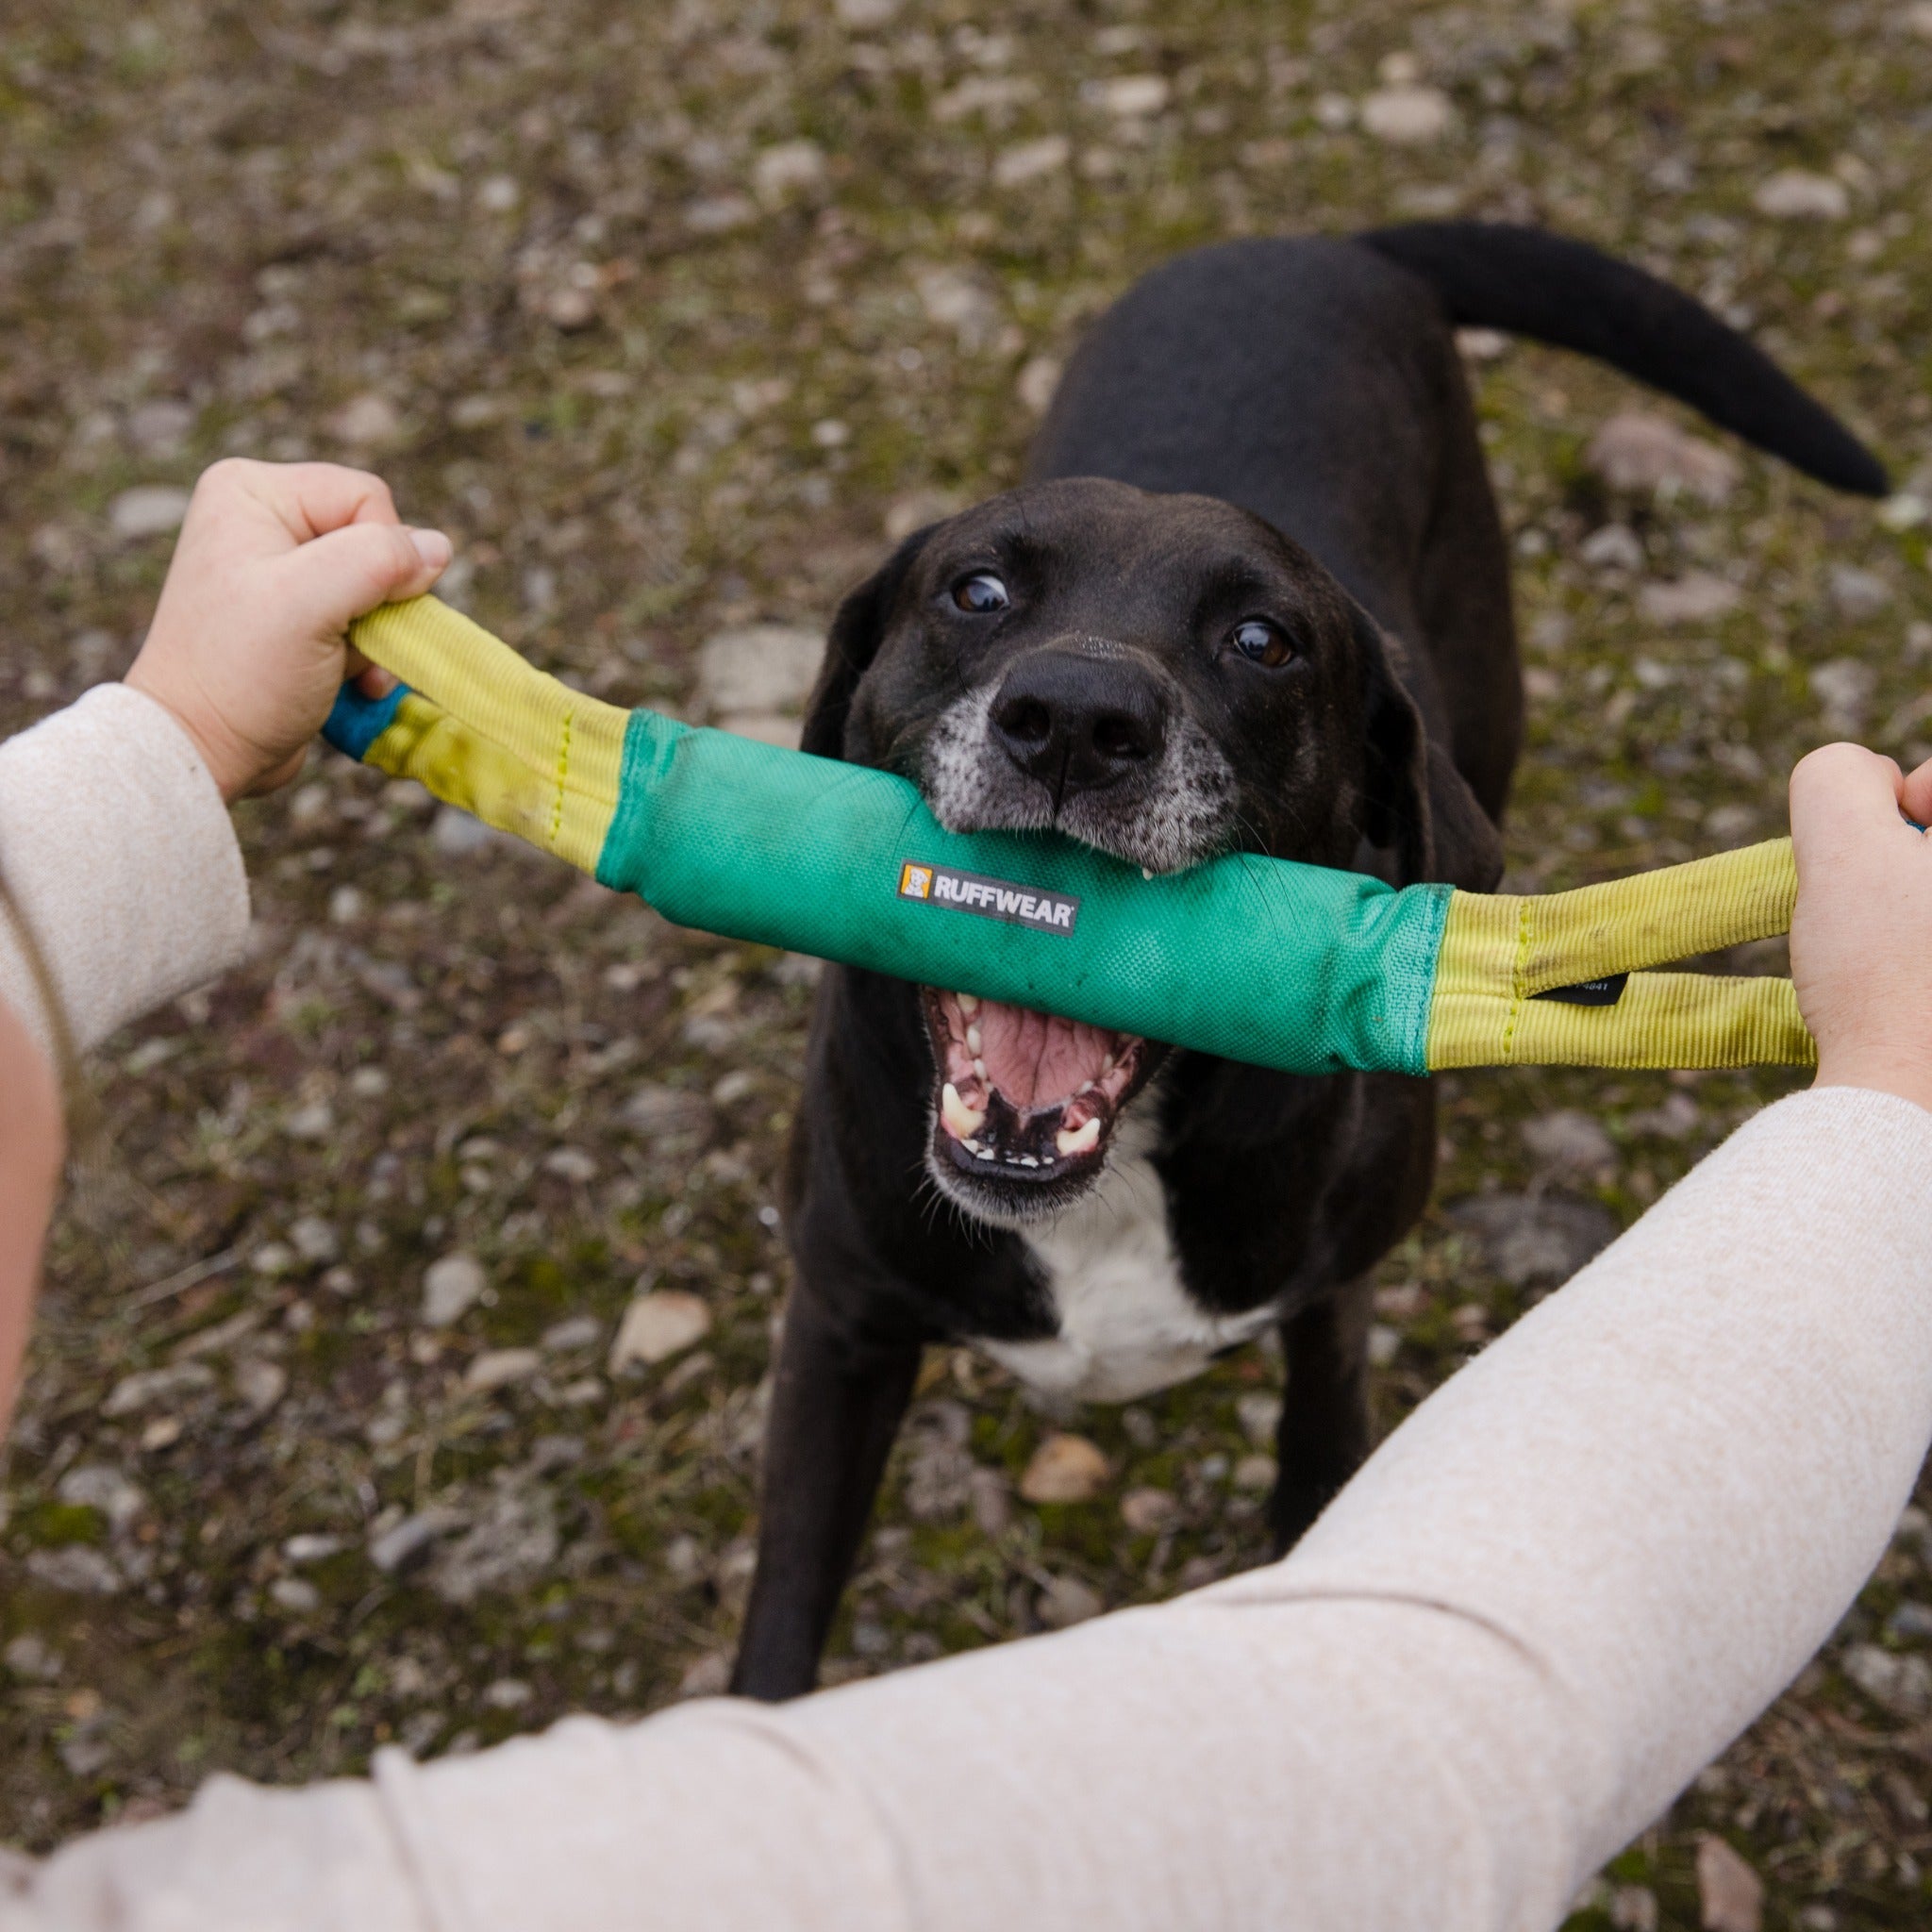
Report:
897,860,1079,934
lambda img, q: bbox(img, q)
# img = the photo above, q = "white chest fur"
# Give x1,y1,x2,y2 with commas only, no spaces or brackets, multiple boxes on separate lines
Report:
974,1111,1278,1404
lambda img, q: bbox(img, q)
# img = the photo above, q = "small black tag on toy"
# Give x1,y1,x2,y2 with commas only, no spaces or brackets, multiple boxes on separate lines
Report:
1534,974,1629,1008
897,860,1080,934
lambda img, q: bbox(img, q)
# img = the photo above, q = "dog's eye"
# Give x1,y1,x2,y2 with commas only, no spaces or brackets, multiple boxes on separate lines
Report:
951,572,1010,615
1230,618,1295,668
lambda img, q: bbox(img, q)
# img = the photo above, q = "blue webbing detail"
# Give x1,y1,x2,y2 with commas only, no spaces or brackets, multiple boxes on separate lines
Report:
323,681,409,760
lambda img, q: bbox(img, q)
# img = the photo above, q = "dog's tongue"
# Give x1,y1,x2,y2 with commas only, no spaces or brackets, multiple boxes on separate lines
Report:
971,1000,1116,1108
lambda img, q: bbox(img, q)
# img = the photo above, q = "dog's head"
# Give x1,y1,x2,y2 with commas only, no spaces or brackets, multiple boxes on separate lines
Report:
803,477,1500,1226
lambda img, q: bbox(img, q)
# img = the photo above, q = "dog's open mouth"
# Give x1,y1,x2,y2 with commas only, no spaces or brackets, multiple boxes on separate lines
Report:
922,987,1159,1211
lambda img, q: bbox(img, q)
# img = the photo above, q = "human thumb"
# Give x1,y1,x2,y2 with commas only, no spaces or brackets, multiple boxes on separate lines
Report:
276,520,453,640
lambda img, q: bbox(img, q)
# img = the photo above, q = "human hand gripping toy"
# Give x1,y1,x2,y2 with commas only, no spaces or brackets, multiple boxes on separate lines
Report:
325,591,1812,1082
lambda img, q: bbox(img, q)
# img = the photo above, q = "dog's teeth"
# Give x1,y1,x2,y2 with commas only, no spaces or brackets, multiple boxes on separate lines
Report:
941,1082,986,1140
1018,1155,1040,1167
1056,1117,1103,1158
973,1057,989,1081
1077,1079,1095,1096
1141,867,1154,881
966,1023,983,1057
974,1144,995,1159
958,991,979,1017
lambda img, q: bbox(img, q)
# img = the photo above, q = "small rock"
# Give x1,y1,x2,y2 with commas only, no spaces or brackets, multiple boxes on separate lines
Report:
678,1651,732,1697
1017,355,1062,416
913,264,1002,350
1523,1108,1616,1172
290,1215,339,1263
1019,1431,1111,1505
426,1477,559,1605
694,624,824,720
1586,412,1740,504
270,1576,321,1614
1359,84,1455,143
1638,574,1741,625
1120,1486,1180,1534
1579,523,1645,572
541,1315,601,1354
1096,74,1171,118
1232,1453,1277,1492
57,1467,146,1534
541,1146,598,1183
475,175,519,213
101,1362,214,1419
1037,1574,1105,1627
283,1102,334,1142
1694,1833,1765,1932
422,1253,487,1326
4,1635,61,1682
1889,1600,1932,1641
108,486,191,541
282,1533,346,1565
1609,1885,1659,1932
26,1547,121,1595
1827,563,1892,619
368,1507,466,1576
1752,169,1849,221
1841,1641,1932,1716
608,1291,712,1371
481,1677,531,1709
752,139,825,208
1368,1324,1401,1367
125,399,195,459
432,807,509,858
58,1728,112,1778
994,137,1071,188
620,1084,710,1139
1450,1194,1619,1289
684,193,758,237
234,1357,289,1416
464,1348,541,1393
326,392,402,449
1810,658,1877,736
969,1467,1013,1538
1236,1391,1283,1445
1879,491,1928,532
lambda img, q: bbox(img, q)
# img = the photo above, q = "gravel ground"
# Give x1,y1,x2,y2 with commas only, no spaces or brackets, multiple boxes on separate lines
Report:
5,1,1932,1924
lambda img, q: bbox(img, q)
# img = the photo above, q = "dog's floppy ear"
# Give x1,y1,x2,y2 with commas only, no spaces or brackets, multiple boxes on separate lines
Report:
1354,605,1504,892
800,527,935,760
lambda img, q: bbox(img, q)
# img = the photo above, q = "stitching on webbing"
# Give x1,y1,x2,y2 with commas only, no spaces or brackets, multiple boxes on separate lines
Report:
551,706,574,848
1500,898,1532,1064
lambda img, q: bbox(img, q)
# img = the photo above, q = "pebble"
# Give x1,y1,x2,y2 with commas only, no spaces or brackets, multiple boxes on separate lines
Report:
1036,1574,1105,1628
463,1348,541,1393
694,624,824,721
1359,84,1454,143
283,1102,334,1142
1019,1431,1111,1505
1449,1193,1619,1289
994,136,1071,188
481,1677,532,1709
541,1146,598,1183
1232,1453,1277,1493
913,264,1003,351
57,1467,146,1533
270,1576,322,1614
752,139,825,208
1235,1391,1283,1445
1120,1486,1179,1534
1579,523,1644,572
422,1253,487,1326
1586,411,1739,503
235,1357,289,1416
282,1533,347,1565
1096,74,1171,118
369,1507,466,1575
125,399,194,459
4,1635,62,1682
1751,169,1849,221
1840,1641,1932,1716
1017,356,1061,416
1694,1833,1764,1932
1522,1108,1615,1172
101,1361,214,1419
290,1215,340,1264
326,392,401,449
1827,562,1892,619
1809,658,1877,735
1637,573,1741,625
608,1291,712,1372
678,1652,732,1698
108,485,191,541
1608,1885,1659,1932
1887,1600,1932,1641
541,1315,601,1354
432,807,509,858
26,1547,122,1595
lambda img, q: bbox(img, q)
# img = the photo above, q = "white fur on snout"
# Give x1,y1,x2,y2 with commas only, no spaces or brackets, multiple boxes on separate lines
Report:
921,678,1238,875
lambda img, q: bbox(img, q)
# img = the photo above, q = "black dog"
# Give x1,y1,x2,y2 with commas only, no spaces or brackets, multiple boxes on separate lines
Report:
730,224,1886,1700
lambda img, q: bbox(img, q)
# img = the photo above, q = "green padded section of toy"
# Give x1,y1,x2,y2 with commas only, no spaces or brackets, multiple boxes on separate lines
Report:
595,708,1452,1078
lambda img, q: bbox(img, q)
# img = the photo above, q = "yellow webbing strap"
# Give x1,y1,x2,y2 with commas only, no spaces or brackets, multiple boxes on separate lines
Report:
350,598,628,874
1427,838,1813,1070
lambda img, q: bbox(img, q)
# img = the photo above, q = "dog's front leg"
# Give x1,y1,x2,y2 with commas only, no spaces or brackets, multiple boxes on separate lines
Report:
730,1287,924,1701
1268,1274,1375,1556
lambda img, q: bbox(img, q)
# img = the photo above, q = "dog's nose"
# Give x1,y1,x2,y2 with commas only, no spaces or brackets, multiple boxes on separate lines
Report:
989,651,1167,793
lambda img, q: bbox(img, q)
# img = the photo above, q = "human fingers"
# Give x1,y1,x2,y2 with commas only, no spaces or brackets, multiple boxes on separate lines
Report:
274,520,451,641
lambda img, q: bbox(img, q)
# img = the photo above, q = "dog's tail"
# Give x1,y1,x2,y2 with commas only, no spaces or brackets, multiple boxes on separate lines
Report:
1360,221,1888,497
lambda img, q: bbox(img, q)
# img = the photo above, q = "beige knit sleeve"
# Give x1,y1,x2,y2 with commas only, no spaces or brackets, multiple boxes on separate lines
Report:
0,685,251,1059
5,1087,1931,1932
